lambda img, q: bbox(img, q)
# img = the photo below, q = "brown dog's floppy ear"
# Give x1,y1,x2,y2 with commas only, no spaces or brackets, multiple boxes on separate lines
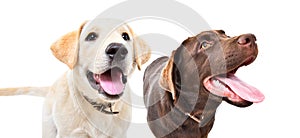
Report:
50,21,87,69
159,51,176,100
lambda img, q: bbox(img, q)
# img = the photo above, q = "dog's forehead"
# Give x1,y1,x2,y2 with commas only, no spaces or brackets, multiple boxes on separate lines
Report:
195,30,229,41
193,31,216,42
81,19,131,36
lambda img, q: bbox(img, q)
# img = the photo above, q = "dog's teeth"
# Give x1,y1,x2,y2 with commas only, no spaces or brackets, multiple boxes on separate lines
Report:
213,79,226,89
94,74,100,80
213,80,220,86
220,85,226,89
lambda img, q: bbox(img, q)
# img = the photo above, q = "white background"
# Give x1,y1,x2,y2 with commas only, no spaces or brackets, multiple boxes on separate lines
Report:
0,0,299,137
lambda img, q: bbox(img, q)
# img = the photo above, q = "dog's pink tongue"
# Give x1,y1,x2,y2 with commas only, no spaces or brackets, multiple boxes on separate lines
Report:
97,69,124,95
216,74,265,103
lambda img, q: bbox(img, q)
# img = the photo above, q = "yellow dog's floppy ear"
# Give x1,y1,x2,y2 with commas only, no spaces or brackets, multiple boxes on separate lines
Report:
128,26,150,70
159,51,176,100
133,37,151,70
50,22,87,69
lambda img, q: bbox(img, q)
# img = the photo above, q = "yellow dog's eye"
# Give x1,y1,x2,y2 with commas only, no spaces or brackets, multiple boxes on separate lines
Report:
201,41,212,49
122,32,130,41
85,32,98,41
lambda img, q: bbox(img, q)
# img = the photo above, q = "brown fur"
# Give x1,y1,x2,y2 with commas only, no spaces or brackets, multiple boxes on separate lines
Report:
144,30,260,138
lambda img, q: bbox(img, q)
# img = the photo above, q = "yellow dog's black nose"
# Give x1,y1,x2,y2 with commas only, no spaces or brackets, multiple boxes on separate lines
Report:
105,43,128,60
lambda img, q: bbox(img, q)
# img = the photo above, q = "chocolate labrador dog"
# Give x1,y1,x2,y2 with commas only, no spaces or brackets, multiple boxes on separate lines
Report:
143,30,265,138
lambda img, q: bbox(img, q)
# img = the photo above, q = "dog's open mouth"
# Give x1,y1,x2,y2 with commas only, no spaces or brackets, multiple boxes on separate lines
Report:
203,57,265,103
87,67,127,99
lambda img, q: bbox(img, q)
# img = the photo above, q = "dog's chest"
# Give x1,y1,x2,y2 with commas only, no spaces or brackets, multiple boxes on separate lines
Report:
53,96,129,137
53,103,100,137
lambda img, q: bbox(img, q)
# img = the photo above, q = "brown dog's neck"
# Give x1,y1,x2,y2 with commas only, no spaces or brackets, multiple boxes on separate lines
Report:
171,61,222,127
172,88,222,127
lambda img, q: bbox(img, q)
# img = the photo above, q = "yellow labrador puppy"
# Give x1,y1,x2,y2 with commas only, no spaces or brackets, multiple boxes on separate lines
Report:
0,18,150,138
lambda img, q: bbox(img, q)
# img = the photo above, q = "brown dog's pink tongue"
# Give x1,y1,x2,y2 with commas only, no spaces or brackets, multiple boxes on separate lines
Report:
216,74,265,103
96,69,124,95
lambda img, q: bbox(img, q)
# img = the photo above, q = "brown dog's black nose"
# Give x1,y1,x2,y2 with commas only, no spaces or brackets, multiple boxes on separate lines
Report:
237,34,256,47
105,43,128,60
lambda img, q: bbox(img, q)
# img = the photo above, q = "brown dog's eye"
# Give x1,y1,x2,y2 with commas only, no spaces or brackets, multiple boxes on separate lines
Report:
85,32,98,41
201,41,213,49
122,32,130,41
